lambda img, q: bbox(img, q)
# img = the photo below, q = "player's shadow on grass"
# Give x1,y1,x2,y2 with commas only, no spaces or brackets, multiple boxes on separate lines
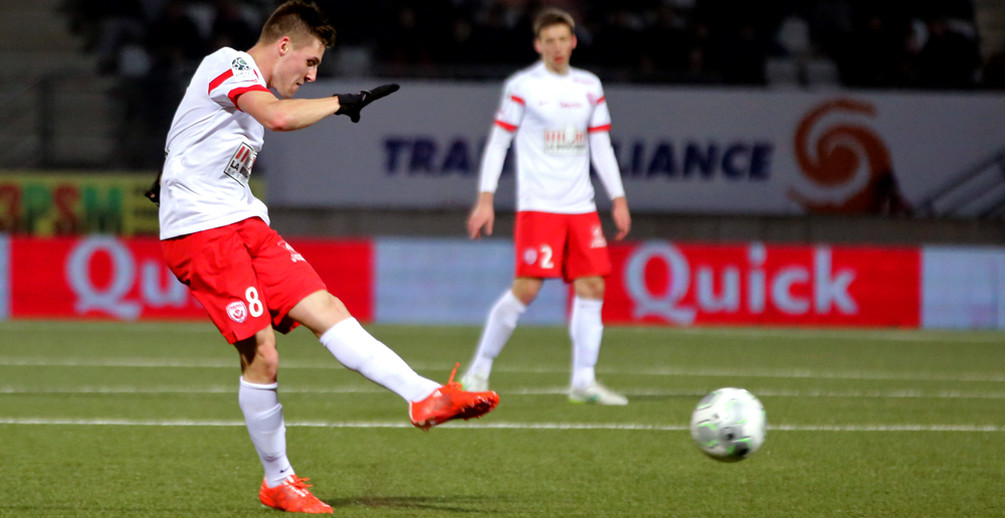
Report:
325,495,513,513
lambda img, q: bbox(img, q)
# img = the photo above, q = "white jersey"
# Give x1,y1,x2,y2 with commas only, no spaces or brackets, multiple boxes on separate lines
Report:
158,47,272,239
479,61,624,214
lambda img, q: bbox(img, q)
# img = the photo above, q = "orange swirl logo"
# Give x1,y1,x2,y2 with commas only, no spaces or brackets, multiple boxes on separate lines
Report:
790,99,909,215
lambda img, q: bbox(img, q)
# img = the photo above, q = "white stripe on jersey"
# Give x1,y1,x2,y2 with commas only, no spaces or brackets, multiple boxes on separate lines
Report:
158,47,272,239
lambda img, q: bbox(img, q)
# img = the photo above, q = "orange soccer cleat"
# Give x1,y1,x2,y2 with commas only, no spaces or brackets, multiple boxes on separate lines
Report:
258,475,333,514
409,363,500,430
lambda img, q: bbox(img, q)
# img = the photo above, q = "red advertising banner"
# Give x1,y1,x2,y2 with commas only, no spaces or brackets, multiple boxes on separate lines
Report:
604,242,920,327
9,236,373,322
290,239,373,321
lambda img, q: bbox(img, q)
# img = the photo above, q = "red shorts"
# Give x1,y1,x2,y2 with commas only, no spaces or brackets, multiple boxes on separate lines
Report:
161,217,326,344
514,211,612,283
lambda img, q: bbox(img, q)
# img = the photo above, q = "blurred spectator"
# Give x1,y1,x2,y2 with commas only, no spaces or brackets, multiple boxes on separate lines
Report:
373,2,437,68
588,8,647,75
804,0,855,76
982,43,1005,90
62,0,990,91
210,0,260,51
719,21,769,85
63,0,146,74
915,13,981,89
641,5,690,80
145,0,207,77
681,20,722,84
841,11,910,87
470,2,520,65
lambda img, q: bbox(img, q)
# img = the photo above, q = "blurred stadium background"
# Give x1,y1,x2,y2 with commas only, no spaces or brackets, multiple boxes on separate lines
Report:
0,0,1004,328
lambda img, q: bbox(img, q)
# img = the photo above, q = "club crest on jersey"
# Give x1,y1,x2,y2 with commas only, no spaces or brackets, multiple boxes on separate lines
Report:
522,247,538,265
226,301,248,323
543,125,586,156
278,240,305,263
231,56,256,81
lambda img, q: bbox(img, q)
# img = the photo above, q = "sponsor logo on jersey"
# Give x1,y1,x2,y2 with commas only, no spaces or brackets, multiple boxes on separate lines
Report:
224,142,256,185
543,125,586,156
226,301,248,323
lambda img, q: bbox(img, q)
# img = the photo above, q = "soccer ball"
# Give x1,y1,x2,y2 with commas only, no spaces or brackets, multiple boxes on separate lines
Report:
689,387,766,462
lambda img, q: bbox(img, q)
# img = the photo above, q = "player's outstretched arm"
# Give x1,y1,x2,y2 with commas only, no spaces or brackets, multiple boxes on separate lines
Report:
334,83,400,123
237,89,341,131
467,192,495,240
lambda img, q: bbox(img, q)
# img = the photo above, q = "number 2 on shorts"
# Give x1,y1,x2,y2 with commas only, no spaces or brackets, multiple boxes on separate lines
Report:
539,245,554,269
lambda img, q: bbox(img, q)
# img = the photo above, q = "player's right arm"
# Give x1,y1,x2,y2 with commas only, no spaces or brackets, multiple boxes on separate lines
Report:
470,124,516,239
469,81,523,239
236,89,342,132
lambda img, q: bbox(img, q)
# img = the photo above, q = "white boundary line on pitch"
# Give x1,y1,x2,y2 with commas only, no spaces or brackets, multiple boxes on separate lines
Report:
4,386,1005,400
2,357,1004,383
3,320,1004,343
0,417,1001,432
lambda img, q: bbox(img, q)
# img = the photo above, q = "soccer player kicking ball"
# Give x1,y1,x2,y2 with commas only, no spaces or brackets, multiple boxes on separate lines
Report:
149,1,498,513
460,8,631,406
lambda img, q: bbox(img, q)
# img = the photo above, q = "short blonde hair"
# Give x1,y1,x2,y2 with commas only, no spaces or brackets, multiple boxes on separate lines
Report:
533,8,575,38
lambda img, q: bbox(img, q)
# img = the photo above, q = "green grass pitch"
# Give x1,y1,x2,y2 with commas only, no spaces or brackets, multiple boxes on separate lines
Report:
1,321,1003,517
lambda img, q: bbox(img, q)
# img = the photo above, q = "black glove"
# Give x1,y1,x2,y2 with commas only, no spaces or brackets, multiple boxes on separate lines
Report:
145,176,161,206
334,83,400,123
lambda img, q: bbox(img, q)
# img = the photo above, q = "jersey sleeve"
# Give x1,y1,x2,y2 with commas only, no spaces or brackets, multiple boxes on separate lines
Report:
207,51,270,110
478,124,514,194
587,81,624,200
587,80,612,133
477,79,523,193
492,79,526,133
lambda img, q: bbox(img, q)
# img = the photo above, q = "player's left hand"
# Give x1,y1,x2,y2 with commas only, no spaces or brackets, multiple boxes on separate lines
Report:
334,83,400,123
611,197,631,240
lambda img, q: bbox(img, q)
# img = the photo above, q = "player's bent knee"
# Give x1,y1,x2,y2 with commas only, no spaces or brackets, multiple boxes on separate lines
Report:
574,277,605,299
289,291,352,336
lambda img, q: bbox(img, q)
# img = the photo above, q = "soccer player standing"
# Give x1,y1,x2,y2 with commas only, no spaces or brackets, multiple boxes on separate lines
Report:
153,1,498,513
460,8,631,406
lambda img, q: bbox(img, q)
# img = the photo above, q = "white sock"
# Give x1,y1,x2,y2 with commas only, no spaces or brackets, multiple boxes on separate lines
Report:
238,377,294,488
468,290,527,377
570,296,604,390
319,318,441,402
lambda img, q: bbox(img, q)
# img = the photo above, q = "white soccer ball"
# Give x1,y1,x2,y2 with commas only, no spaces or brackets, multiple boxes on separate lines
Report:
690,387,766,462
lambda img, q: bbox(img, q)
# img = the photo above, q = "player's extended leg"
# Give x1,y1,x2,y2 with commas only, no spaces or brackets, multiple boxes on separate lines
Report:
460,277,542,391
289,290,499,429
236,327,333,514
568,276,627,406
290,290,441,401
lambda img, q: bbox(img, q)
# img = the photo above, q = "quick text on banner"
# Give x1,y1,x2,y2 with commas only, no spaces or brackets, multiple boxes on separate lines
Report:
623,242,854,325
67,236,194,319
